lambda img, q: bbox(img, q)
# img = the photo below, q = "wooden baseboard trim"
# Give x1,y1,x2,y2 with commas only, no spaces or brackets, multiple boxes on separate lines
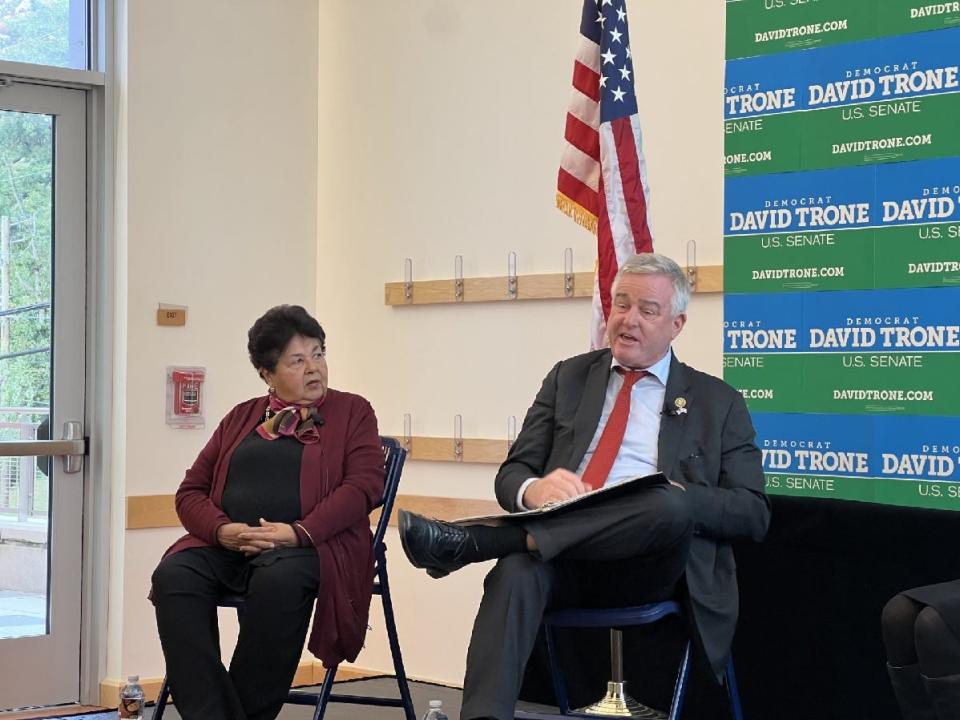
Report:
127,494,502,530
99,663,381,708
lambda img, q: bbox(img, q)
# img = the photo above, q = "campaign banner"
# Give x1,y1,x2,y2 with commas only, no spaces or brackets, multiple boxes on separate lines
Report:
723,292,804,354
724,352,958,415
725,5,960,511
724,287,960,354
874,222,960,288
725,164,875,236
726,0,878,60
754,412,960,483
724,227,874,292
879,2,960,37
725,92,960,177
726,0,960,61
724,27,960,119
724,221,960,293
725,157,960,236
763,472,960,509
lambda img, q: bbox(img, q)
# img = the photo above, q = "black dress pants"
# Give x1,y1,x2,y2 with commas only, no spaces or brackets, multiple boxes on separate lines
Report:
460,484,693,720
151,546,320,720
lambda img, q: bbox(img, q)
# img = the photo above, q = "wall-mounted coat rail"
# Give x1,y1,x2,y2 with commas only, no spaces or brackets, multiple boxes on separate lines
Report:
386,254,723,306
391,436,507,464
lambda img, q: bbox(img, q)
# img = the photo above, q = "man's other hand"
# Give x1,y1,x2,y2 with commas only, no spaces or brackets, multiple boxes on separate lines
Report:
522,469,588,509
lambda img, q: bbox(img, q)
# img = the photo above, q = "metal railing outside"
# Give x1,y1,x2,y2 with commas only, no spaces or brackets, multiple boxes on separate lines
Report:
0,407,49,522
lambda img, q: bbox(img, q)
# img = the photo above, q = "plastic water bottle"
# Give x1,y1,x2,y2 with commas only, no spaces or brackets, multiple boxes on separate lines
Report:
422,699,449,720
118,675,144,719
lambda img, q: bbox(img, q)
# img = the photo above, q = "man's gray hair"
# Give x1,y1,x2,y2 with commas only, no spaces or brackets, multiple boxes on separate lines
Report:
613,253,690,316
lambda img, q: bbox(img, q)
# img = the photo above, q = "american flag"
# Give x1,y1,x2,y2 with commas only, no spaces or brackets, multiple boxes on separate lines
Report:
557,0,654,349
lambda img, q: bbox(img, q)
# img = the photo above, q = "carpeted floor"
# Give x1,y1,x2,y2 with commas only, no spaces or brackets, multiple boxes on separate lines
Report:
13,677,560,719
141,676,466,719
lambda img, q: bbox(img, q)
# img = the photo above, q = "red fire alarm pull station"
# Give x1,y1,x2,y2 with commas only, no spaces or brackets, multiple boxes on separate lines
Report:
166,366,206,429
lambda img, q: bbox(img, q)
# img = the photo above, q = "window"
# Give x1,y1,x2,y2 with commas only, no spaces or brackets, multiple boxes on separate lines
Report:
0,0,87,69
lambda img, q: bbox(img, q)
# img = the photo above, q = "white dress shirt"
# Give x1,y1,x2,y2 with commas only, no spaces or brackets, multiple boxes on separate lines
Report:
516,349,672,509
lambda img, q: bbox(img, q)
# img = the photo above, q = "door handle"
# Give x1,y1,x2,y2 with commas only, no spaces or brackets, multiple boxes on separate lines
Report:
0,420,86,473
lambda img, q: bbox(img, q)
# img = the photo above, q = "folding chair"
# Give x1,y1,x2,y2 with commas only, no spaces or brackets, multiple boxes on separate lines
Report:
514,601,744,720
154,436,416,720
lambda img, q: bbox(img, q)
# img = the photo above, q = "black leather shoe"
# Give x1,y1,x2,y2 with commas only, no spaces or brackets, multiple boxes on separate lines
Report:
398,510,476,579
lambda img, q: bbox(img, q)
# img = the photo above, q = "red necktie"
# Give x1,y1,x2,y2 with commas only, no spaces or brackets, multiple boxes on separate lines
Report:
580,369,647,491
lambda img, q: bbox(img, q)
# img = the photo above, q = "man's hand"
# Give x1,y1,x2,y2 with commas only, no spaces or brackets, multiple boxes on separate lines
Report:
522,469,588,509
217,519,299,555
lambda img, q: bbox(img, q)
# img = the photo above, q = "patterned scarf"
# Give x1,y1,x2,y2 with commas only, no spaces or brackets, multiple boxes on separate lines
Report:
256,393,326,444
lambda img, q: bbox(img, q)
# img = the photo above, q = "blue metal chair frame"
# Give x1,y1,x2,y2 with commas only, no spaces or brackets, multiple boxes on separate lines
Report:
154,436,416,720
514,601,744,720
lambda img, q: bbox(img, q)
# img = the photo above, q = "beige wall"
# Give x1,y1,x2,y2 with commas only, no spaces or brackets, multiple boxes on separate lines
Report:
107,0,726,693
110,0,319,683
317,0,724,686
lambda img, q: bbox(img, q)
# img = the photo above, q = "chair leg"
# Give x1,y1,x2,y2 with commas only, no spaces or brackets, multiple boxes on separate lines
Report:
668,641,692,720
153,676,171,720
378,562,417,720
725,655,744,720
311,664,338,720
544,624,571,714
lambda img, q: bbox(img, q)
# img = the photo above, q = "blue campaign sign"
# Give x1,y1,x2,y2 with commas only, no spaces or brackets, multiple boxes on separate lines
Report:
724,27,960,119
726,287,960,353
724,293,804,353
753,412,960,482
726,158,960,234
876,156,960,227
753,412,875,478
802,287,960,352
725,164,875,235
874,416,960,482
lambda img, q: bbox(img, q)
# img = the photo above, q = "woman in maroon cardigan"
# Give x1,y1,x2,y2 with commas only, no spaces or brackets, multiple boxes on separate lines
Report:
151,305,384,720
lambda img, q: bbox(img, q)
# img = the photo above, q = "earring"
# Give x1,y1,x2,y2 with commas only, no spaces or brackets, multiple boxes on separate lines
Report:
268,386,276,394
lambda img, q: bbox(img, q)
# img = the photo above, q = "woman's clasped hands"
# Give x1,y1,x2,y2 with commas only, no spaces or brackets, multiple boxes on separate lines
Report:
216,518,299,556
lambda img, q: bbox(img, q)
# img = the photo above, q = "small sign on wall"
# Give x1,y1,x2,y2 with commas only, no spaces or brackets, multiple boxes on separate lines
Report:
157,304,187,326
166,366,206,429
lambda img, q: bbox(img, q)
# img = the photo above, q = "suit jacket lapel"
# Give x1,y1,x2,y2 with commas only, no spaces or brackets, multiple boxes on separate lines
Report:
658,354,692,479
569,352,612,469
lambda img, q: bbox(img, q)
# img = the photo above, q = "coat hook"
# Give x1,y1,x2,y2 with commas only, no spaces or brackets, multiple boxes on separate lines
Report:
507,251,518,300
403,258,413,303
402,413,412,452
685,240,698,292
454,255,464,303
563,248,575,297
454,414,463,462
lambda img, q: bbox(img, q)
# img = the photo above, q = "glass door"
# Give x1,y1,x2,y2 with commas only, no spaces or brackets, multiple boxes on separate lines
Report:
0,81,87,710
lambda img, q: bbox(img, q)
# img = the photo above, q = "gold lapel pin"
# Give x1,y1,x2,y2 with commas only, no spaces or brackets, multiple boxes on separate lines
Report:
674,397,688,415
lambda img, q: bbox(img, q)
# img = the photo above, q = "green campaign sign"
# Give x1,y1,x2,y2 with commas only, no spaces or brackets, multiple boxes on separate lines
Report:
725,93,960,177
725,223,960,294
879,1,960,35
724,228,874,293
724,352,960,415
765,474,960,510
724,114,801,177
874,223,960,288
726,0,877,59
726,0,960,60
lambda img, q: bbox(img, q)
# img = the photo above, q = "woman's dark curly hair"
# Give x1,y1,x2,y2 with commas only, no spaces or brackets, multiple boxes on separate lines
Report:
247,305,325,374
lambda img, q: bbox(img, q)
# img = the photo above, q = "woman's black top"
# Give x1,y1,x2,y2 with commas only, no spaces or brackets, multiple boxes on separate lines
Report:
221,430,304,526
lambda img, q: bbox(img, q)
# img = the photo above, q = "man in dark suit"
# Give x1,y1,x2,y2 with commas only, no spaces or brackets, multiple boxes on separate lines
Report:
399,252,771,720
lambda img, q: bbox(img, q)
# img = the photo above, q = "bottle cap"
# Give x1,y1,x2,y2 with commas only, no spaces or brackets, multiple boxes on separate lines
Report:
127,675,139,682
429,699,442,708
